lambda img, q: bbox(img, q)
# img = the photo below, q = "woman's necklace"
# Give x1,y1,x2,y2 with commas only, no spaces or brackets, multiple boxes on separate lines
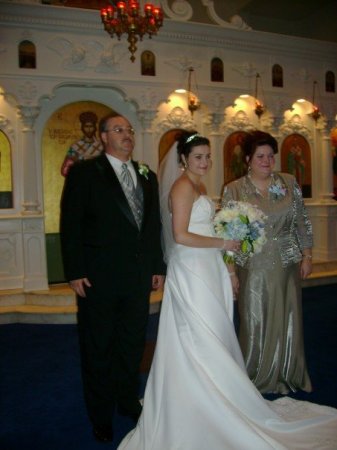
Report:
248,173,271,198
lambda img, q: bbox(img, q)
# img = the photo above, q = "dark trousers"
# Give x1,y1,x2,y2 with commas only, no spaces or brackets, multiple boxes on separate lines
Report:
76,283,150,427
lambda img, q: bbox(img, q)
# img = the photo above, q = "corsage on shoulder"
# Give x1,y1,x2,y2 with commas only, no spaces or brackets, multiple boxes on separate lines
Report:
269,176,287,199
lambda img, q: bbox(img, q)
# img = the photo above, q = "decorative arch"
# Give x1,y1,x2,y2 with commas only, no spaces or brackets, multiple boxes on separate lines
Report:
19,40,36,68
280,133,312,198
156,106,196,135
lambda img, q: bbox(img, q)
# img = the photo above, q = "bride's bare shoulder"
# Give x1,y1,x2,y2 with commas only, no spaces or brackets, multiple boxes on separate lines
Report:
171,175,195,199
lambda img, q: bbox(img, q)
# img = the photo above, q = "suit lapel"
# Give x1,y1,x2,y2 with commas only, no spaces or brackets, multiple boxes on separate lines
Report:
95,154,138,229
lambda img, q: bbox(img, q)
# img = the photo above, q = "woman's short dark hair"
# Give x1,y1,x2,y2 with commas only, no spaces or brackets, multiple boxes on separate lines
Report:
242,131,278,162
176,131,210,164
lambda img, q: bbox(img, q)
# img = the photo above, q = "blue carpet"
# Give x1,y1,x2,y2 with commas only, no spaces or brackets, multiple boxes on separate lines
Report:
0,284,336,449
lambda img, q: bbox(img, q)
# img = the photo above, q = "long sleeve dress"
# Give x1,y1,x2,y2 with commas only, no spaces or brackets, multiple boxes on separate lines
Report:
222,172,313,394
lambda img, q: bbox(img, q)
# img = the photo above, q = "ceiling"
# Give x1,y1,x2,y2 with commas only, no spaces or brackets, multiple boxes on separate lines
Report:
43,0,337,43
218,0,337,43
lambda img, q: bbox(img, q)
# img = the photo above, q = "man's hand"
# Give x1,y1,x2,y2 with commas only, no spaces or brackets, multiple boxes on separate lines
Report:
69,278,92,297
152,275,165,291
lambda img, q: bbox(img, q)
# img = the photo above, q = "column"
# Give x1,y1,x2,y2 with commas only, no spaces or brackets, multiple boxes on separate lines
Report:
307,127,337,261
138,109,158,170
207,112,225,200
18,105,41,214
17,105,48,290
319,131,335,202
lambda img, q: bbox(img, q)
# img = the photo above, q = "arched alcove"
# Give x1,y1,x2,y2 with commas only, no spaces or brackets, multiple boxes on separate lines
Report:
158,129,182,164
141,50,156,76
18,40,36,68
272,64,283,87
42,101,112,282
223,131,249,186
0,130,13,208
211,57,224,82
281,133,312,198
325,71,335,93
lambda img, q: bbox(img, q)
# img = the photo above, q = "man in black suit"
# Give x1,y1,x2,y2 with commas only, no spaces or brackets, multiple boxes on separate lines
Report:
60,113,166,443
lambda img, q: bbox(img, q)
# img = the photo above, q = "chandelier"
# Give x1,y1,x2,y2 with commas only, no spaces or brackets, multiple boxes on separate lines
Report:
100,1,164,63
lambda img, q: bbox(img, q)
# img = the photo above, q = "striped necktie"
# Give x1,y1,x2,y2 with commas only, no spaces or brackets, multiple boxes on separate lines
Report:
120,163,143,229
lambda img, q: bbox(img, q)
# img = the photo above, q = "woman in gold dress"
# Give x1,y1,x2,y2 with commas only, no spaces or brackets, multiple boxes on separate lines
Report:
222,130,313,394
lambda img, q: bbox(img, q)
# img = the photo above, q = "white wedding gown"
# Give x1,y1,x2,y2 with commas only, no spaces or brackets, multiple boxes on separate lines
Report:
118,196,337,450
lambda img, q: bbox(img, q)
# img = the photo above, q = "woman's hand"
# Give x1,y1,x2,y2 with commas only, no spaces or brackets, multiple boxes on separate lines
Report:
300,258,312,279
222,240,241,252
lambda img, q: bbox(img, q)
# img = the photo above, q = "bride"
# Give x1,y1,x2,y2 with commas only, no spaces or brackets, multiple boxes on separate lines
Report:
118,131,337,449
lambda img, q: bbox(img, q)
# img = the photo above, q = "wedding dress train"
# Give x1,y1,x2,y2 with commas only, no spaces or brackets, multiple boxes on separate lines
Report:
118,196,337,450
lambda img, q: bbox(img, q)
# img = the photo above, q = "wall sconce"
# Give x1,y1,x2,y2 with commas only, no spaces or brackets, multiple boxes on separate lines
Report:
254,73,265,119
310,80,321,122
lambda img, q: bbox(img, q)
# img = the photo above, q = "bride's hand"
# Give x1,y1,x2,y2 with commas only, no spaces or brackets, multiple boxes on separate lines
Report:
222,240,241,252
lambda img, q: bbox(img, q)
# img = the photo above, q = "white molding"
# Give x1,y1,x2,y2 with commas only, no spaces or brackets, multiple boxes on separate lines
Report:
1,3,336,61
160,0,193,22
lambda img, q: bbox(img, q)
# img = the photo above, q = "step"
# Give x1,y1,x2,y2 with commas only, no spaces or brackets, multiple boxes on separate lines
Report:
1,261,336,324
0,285,163,324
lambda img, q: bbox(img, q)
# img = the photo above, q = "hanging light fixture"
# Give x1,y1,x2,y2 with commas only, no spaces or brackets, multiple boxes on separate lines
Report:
187,67,200,116
310,80,321,122
100,1,164,63
254,73,265,119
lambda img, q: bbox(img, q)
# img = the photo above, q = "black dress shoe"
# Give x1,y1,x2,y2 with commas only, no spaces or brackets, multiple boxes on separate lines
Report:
118,404,142,423
92,425,113,443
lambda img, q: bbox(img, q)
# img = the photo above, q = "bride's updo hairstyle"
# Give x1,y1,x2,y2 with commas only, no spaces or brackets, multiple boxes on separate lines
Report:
176,131,210,165
242,130,278,163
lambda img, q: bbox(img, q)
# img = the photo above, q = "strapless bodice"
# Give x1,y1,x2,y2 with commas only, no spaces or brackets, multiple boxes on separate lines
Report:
188,195,215,237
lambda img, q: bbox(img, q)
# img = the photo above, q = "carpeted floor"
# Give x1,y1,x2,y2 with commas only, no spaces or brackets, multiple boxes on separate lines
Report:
0,284,336,450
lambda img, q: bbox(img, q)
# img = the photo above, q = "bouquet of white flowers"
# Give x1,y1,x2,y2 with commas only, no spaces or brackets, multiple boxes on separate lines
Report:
214,200,267,263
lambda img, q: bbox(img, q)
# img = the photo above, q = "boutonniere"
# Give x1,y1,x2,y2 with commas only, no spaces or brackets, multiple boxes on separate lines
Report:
138,162,149,180
269,177,287,199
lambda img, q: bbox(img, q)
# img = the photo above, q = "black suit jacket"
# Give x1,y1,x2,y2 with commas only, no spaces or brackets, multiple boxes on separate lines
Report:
60,153,166,294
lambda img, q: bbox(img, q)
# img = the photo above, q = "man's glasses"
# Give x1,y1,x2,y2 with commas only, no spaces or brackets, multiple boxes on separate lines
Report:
105,127,135,135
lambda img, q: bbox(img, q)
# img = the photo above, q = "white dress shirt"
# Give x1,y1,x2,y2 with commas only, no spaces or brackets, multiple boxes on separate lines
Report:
105,154,137,187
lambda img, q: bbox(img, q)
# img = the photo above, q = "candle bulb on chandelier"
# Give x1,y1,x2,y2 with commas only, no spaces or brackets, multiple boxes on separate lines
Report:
144,3,153,14
130,2,139,15
117,2,126,14
107,6,113,19
101,8,108,20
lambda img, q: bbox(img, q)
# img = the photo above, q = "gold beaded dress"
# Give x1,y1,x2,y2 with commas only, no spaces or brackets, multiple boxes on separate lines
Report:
222,172,313,394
